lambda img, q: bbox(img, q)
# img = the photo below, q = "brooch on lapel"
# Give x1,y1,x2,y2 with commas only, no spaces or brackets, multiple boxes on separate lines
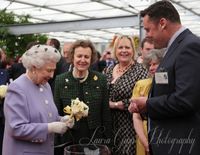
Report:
65,78,69,82
93,75,98,81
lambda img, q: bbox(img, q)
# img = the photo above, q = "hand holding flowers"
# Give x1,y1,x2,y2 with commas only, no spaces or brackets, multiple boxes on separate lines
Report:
63,98,89,128
60,115,75,128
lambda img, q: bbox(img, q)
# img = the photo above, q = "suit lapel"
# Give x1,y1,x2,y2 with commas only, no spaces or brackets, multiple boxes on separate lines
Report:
159,29,191,67
149,29,191,97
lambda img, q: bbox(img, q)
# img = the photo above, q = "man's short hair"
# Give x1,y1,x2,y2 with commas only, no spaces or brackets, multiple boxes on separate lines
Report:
140,0,181,24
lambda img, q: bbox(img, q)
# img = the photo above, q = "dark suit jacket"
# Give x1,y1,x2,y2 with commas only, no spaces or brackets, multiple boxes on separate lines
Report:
54,70,112,144
0,69,9,85
7,63,26,81
147,29,200,155
49,56,68,93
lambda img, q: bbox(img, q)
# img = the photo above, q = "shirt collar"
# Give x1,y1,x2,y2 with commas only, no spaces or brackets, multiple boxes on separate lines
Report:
164,26,186,56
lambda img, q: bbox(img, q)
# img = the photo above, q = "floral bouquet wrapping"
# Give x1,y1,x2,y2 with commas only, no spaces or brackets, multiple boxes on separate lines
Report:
0,85,8,99
63,98,89,122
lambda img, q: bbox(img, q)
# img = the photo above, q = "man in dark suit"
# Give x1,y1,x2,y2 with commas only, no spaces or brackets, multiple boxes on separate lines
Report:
7,62,26,81
46,38,68,93
129,1,200,155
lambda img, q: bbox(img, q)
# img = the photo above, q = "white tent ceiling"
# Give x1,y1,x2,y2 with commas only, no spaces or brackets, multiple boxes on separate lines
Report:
1,0,200,43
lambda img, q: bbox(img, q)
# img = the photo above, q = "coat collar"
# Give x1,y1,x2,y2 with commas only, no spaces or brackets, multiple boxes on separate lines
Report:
64,70,99,83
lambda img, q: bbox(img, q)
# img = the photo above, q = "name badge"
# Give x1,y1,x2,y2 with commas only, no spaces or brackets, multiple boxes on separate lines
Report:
155,72,168,84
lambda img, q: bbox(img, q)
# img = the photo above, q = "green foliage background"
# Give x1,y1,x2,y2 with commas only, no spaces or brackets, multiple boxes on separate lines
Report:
0,10,47,58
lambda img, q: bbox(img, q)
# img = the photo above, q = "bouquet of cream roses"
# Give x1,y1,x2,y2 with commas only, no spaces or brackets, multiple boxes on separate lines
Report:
0,85,8,99
63,98,89,122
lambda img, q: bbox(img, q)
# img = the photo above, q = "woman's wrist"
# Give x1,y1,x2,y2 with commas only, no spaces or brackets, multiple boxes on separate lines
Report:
109,101,118,108
114,102,118,107
109,101,122,109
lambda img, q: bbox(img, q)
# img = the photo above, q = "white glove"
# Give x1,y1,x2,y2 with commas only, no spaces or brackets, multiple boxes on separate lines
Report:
60,115,75,129
48,122,68,134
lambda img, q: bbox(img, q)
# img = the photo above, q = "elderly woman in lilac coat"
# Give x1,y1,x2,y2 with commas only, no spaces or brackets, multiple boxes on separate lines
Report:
3,45,73,155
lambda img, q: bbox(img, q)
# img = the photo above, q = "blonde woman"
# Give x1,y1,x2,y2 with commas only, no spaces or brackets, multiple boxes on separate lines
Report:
105,35,148,155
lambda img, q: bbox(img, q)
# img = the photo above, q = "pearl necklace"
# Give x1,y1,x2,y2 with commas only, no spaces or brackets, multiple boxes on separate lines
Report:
116,62,133,74
72,69,89,83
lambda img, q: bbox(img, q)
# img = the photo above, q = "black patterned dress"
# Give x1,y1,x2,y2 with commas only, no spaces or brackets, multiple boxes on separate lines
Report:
105,62,148,155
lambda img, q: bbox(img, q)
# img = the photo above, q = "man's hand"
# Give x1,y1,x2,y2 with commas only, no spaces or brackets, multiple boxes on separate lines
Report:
128,100,139,113
128,97,148,113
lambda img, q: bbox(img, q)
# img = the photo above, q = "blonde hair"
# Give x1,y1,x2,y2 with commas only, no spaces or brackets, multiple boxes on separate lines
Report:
112,35,136,60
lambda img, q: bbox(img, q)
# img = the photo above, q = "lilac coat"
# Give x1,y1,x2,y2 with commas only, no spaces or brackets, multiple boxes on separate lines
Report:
3,74,60,155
